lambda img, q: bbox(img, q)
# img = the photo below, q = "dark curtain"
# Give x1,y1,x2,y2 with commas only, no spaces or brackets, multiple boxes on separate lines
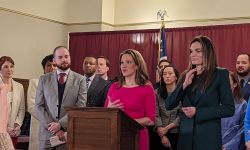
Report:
69,30,159,81
69,23,250,82
167,23,250,72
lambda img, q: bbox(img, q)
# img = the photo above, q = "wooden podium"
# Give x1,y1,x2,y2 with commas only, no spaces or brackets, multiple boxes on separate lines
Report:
65,107,144,150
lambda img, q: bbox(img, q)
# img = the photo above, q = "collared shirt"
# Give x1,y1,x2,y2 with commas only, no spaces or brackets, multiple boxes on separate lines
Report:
103,76,108,81
239,78,249,87
57,69,70,83
85,74,96,88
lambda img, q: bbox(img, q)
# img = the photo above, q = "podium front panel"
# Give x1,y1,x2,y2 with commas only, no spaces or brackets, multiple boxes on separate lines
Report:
66,108,142,150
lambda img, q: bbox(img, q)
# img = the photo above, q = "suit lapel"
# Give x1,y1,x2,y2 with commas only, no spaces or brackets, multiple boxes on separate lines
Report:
247,78,250,86
193,90,203,106
62,70,73,102
51,72,59,99
88,75,98,96
186,86,203,106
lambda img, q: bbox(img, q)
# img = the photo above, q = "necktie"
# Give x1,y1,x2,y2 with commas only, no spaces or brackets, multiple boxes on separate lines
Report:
240,79,245,88
86,78,91,88
59,73,66,84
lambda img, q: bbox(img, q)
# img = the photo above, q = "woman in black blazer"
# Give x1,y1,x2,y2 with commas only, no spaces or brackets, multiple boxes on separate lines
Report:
166,35,235,150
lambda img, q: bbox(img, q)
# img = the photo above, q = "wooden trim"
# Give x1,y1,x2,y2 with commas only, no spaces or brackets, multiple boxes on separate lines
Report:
1,6,250,27
0,7,67,25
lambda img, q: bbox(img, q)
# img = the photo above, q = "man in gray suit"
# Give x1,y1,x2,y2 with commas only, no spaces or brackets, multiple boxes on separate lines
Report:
36,46,87,149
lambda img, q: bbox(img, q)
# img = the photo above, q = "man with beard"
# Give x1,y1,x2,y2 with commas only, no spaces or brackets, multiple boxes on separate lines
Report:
236,53,250,101
83,57,110,107
35,46,87,149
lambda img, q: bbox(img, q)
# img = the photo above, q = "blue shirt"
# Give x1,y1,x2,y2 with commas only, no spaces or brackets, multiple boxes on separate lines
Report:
222,100,247,150
245,97,250,142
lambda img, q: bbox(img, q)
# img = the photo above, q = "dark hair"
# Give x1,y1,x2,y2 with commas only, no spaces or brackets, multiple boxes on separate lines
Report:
0,56,15,69
229,71,243,103
97,56,110,67
41,54,54,70
53,46,68,56
158,59,171,66
179,35,218,92
84,56,97,65
158,65,179,99
118,49,149,86
237,53,250,62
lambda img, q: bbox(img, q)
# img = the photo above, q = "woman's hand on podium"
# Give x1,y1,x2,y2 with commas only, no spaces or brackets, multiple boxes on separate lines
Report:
107,96,124,110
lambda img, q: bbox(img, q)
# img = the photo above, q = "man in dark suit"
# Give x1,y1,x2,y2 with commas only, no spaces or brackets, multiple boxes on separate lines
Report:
35,46,87,149
83,56,110,107
96,56,110,81
236,53,250,101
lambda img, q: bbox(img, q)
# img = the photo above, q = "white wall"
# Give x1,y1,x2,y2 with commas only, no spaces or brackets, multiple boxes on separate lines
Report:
0,10,67,79
67,0,102,23
114,0,250,29
1,0,250,78
0,0,68,22
102,0,115,24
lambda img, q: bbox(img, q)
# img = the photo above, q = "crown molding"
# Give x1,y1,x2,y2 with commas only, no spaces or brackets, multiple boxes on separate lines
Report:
0,7,67,25
68,21,114,27
1,6,250,28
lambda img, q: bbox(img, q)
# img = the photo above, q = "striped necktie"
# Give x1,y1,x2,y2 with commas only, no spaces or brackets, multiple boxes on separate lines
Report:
86,78,91,88
59,73,66,84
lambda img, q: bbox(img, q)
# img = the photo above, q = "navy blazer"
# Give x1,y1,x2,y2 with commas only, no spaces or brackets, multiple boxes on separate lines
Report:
166,68,235,150
242,78,250,101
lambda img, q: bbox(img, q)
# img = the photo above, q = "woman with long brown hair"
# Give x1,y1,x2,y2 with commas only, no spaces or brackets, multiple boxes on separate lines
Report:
166,35,235,150
105,49,156,150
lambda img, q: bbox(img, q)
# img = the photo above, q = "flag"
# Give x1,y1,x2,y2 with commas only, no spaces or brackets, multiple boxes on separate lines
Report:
157,24,167,62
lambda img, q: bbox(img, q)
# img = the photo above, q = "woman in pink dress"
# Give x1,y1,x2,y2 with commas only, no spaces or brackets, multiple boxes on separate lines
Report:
105,49,156,150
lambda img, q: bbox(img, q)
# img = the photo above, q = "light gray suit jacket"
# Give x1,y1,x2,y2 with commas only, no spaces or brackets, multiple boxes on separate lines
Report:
35,70,87,140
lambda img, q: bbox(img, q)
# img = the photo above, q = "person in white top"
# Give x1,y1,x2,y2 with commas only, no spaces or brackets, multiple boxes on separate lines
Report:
27,54,56,150
0,56,25,148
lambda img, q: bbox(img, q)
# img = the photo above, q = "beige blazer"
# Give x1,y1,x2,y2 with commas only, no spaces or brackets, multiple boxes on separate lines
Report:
8,80,25,129
27,78,39,150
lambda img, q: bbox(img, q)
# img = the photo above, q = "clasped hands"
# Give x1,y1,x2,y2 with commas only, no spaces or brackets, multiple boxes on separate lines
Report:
7,123,21,137
48,122,66,141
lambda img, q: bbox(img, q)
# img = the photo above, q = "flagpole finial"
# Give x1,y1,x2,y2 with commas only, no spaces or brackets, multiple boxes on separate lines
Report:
157,10,168,21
